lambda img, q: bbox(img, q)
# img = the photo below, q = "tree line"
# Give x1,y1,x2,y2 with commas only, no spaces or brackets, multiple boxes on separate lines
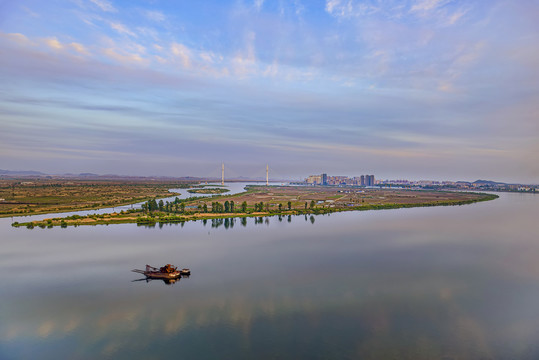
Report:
140,198,319,215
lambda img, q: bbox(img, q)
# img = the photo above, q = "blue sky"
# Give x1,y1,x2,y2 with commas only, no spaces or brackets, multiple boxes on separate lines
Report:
0,0,538,182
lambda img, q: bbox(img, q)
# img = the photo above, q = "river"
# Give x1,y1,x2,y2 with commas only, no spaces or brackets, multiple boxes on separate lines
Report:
0,188,538,359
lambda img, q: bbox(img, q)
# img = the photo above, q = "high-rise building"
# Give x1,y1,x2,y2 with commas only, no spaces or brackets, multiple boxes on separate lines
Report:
360,175,365,186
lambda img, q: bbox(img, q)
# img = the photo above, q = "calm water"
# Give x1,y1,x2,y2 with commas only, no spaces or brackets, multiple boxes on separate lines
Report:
1,192,538,359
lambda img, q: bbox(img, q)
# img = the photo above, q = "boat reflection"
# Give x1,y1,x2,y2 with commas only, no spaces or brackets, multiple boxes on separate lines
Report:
131,274,190,285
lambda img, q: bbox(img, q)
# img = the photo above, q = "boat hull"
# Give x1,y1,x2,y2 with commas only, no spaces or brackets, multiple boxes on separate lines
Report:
144,271,181,279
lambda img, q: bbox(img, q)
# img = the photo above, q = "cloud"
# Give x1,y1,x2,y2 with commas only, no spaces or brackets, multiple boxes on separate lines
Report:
324,0,467,26
145,10,166,22
89,0,117,13
410,0,450,14
70,42,90,55
325,0,380,18
21,5,40,18
44,37,63,50
1,32,34,47
171,43,191,68
103,48,147,65
446,7,468,25
409,0,470,26
109,22,136,37
40,37,91,56
200,51,219,64
231,31,257,77
325,0,341,15
254,0,265,12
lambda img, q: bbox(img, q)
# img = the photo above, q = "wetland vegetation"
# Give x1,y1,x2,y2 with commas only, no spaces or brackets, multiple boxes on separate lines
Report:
10,185,498,228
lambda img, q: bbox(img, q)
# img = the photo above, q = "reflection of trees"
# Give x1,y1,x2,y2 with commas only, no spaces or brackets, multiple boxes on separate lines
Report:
223,218,235,229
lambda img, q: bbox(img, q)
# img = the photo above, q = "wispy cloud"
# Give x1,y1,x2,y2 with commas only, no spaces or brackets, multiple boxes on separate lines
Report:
253,0,265,12
325,0,379,18
103,48,147,65
89,0,117,13
410,0,450,14
145,10,166,22
171,43,192,68
21,5,40,18
109,22,136,37
70,42,90,56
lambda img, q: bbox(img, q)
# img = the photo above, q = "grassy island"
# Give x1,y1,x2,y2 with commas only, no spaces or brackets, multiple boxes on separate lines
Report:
11,186,498,228
187,188,230,194
0,179,196,217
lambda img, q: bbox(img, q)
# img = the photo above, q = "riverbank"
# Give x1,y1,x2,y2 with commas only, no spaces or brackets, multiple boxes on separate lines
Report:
11,187,498,228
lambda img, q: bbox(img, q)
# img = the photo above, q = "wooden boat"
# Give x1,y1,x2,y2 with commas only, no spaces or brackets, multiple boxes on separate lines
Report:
132,264,188,280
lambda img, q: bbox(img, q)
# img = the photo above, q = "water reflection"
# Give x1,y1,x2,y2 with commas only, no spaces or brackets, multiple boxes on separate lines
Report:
1,193,538,359
131,274,190,286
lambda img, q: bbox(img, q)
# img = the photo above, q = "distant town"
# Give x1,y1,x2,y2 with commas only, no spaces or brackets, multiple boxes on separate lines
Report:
298,173,537,193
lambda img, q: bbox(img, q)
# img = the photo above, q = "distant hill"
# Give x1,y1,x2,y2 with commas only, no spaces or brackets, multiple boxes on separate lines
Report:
473,179,507,186
0,169,45,176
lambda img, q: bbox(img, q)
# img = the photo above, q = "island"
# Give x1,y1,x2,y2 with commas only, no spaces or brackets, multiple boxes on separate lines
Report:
187,188,230,194
10,185,498,228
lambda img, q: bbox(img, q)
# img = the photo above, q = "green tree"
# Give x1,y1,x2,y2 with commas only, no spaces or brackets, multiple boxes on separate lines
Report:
278,203,282,211
310,200,315,209
241,201,247,213
158,200,164,211
230,201,234,212
288,201,292,210
149,199,158,212
305,202,308,209
224,201,230,213
203,203,208,213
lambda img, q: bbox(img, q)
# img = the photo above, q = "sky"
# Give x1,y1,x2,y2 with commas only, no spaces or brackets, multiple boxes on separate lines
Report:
0,0,538,182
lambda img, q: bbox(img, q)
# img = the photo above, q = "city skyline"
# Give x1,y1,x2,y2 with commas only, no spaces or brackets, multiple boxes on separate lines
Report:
1,1,538,183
